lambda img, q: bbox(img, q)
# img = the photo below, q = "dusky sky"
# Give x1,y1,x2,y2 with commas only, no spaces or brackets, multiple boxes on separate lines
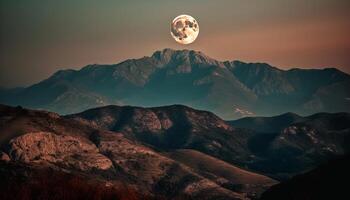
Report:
1,0,349,87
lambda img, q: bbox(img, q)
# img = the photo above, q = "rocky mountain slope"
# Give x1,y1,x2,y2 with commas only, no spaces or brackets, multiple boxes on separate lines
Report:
67,105,350,180
0,104,277,200
67,104,253,164
1,49,349,119
1,103,349,199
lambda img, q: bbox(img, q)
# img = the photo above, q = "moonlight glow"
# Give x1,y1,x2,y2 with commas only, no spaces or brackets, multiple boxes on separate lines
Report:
170,15,199,45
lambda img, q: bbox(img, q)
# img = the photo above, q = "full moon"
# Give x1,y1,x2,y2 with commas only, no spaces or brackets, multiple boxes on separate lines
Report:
170,15,199,45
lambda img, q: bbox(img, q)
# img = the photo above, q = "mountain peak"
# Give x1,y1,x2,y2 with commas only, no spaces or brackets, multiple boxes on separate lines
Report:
277,112,302,118
151,48,177,63
151,48,223,67
152,48,202,57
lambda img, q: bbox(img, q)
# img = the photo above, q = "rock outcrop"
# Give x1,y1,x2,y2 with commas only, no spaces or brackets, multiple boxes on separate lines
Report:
8,132,113,171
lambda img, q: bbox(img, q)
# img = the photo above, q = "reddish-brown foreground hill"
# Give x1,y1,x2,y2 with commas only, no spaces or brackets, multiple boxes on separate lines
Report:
0,104,277,200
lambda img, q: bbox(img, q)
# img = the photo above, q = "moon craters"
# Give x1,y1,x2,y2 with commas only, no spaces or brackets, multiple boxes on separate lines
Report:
171,15,199,44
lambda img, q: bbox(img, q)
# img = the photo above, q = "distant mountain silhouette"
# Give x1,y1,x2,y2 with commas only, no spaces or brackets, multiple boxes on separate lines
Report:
229,112,350,133
228,112,304,132
1,49,349,119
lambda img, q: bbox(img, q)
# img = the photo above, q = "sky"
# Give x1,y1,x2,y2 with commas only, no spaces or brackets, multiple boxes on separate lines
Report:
0,0,349,88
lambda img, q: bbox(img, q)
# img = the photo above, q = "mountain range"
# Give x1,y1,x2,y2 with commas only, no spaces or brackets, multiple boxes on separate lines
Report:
1,49,349,119
1,103,349,199
0,104,277,200
68,104,350,180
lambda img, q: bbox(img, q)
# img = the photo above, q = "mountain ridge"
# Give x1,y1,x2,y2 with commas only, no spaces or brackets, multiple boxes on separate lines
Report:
1,48,349,119
228,111,350,132
67,103,350,180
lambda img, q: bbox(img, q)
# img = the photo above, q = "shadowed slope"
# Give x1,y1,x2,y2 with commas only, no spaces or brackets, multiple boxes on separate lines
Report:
260,155,350,200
